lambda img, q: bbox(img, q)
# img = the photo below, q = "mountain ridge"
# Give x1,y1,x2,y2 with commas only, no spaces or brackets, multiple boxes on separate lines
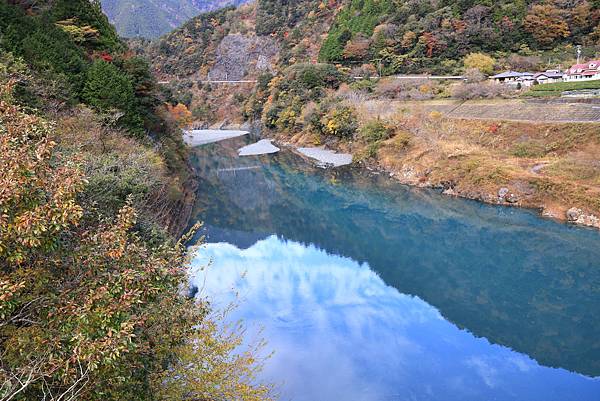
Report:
100,0,249,38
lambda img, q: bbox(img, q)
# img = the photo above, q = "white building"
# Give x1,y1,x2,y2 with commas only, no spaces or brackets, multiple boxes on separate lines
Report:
490,71,536,87
534,70,565,84
564,60,600,81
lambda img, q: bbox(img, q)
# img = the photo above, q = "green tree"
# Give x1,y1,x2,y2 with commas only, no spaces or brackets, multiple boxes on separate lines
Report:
82,60,143,134
49,0,122,52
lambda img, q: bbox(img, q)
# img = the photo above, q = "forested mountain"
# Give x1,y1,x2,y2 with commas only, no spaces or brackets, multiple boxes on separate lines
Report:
0,1,270,399
140,0,598,124
318,0,599,73
150,0,599,78
100,0,249,38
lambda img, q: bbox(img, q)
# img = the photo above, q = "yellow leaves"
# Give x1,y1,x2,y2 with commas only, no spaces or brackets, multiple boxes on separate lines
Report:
429,110,443,120
55,19,100,44
155,310,274,401
165,102,193,128
0,95,84,266
326,117,340,133
463,52,496,75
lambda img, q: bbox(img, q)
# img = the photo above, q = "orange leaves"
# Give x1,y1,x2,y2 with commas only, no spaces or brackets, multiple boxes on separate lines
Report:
164,102,193,128
95,201,137,260
342,36,371,60
524,4,570,47
420,32,442,58
401,31,417,50
0,90,84,266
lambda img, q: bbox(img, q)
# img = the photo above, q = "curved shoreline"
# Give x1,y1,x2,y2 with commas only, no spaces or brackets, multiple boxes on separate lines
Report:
181,125,599,231
269,136,600,231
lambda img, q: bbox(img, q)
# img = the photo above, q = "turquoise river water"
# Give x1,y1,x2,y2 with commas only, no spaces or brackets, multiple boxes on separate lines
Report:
188,136,600,401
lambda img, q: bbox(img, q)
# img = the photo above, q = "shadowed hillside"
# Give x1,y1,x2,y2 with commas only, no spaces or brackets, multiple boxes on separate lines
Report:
101,0,249,38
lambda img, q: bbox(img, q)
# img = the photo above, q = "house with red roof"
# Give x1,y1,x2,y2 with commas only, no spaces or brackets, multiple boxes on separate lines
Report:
565,60,600,82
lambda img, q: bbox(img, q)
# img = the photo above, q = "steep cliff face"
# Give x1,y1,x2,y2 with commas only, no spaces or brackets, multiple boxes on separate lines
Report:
100,0,249,38
209,34,279,80
138,0,339,123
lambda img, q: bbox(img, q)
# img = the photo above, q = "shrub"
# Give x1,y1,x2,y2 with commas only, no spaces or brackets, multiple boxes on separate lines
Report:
301,101,324,133
463,68,486,83
193,104,213,121
276,105,300,131
323,105,358,138
511,141,547,157
261,64,346,132
390,131,412,150
451,82,510,100
0,76,272,401
284,63,344,92
463,53,496,75
374,78,439,100
350,78,377,93
360,119,394,143
355,141,382,160
350,63,378,78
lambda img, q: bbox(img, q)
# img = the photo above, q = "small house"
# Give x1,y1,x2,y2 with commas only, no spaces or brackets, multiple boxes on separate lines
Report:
565,60,600,82
517,72,536,87
490,71,523,84
534,70,565,84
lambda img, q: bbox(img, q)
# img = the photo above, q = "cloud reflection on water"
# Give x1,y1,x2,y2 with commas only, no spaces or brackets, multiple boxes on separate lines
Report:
190,236,600,401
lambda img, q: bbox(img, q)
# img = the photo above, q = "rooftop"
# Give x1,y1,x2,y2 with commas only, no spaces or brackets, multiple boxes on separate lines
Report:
490,71,523,79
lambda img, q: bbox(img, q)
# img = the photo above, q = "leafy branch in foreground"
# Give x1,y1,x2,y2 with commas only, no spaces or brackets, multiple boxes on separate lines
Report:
0,71,273,400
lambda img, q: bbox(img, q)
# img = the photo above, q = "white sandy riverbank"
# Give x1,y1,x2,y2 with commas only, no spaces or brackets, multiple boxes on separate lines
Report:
238,139,280,156
296,147,353,167
183,129,249,146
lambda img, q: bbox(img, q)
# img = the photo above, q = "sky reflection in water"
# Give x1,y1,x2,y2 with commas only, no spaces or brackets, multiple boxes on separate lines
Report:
191,236,599,401
188,138,600,401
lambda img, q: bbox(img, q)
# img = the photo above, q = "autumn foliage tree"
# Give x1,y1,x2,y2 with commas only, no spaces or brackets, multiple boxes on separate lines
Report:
463,52,496,75
165,102,193,127
524,4,570,48
0,73,272,400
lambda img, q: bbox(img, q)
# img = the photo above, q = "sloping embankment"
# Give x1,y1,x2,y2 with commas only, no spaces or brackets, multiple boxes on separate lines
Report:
364,98,600,123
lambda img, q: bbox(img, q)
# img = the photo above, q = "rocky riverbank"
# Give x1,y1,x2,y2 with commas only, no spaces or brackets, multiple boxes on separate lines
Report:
265,117,600,231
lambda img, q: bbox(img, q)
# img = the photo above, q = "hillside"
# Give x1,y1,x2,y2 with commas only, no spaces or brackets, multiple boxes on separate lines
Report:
319,0,599,74
100,0,249,38
139,0,342,122
140,0,598,124
148,0,599,76
0,1,271,400
139,0,600,230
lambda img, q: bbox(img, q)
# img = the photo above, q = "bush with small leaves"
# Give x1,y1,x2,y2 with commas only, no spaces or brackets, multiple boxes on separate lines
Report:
359,119,394,143
323,105,358,138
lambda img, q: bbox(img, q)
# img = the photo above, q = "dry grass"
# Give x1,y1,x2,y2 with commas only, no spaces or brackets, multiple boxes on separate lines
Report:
350,109,600,220
54,108,192,233
270,94,600,222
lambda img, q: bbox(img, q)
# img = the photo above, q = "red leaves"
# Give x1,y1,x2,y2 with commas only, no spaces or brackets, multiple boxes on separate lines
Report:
487,123,500,134
99,52,113,63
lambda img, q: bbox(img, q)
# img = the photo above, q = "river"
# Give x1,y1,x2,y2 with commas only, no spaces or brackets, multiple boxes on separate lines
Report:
187,135,600,401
